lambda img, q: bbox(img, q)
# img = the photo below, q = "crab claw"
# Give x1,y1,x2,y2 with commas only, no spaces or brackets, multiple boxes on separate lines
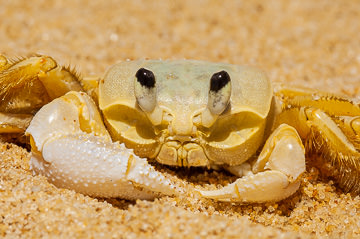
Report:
26,91,182,199
197,124,306,202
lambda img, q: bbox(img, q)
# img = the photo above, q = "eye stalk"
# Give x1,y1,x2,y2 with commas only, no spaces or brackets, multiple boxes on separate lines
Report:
208,70,231,115
134,68,157,112
201,70,232,128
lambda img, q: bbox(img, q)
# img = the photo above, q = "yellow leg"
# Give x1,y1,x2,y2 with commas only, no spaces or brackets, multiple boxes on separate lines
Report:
305,109,360,193
0,54,82,134
275,85,360,193
274,83,360,117
0,54,10,71
0,112,32,133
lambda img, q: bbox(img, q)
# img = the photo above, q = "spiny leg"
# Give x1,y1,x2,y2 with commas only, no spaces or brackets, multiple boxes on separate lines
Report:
27,91,182,199
0,54,82,135
274,85,360,193
197,124,305,202
0,54,10,71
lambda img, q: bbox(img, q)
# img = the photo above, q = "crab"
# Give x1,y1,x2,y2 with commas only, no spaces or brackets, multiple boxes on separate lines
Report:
0,54,359,202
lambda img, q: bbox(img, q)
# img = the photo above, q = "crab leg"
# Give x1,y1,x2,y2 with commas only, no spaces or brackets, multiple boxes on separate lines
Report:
198,124,305,202
27,91,181,199
0,54,82,134
274,85,360,193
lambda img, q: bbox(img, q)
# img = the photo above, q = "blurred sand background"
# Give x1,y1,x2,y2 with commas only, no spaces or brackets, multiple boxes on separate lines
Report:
1,0,360,238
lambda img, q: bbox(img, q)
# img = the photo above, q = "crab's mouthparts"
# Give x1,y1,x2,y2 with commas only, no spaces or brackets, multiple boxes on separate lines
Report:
155,139,209,167
166,135,196,144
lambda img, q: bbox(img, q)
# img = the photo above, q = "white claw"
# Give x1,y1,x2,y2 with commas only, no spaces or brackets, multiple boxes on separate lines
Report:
31,133,179,199
197,171,300,202
197,124,305,202
27,91,182,199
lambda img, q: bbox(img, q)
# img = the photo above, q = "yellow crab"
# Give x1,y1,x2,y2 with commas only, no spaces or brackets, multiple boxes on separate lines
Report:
0,55,359,202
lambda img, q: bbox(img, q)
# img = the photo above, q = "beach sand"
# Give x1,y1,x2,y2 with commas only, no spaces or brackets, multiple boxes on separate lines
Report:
1,1,360,238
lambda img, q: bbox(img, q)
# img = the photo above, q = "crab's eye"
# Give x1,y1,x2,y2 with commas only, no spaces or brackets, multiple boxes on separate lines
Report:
134,68,157,112
207,70,231,115
136,68,155,88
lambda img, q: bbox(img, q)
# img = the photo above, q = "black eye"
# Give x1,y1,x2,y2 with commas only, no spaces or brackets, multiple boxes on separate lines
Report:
135,68,156,88
210,70,230,92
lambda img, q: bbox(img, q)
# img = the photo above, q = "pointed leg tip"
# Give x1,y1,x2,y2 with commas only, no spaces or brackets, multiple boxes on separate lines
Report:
194,186,237,201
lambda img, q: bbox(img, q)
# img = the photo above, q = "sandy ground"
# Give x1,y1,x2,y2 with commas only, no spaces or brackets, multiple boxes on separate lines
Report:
1,0,360,238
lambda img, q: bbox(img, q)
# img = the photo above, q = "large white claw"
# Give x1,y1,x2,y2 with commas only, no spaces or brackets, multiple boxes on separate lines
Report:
26,91,181,199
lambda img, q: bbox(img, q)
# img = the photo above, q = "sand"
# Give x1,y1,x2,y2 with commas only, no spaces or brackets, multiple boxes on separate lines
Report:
1,0,360,238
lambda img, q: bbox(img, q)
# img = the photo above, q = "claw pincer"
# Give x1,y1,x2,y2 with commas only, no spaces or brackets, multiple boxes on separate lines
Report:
27,92,180,199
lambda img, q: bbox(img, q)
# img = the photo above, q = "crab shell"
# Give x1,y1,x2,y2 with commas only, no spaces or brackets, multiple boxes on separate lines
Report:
99,60,272,167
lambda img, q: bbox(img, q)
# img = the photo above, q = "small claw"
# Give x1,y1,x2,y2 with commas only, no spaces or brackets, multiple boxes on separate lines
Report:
197,171,300,202
198,124,305,203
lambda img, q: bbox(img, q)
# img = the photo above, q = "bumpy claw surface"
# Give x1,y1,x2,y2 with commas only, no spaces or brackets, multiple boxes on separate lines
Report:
198,124,305,202
27,91,182,199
